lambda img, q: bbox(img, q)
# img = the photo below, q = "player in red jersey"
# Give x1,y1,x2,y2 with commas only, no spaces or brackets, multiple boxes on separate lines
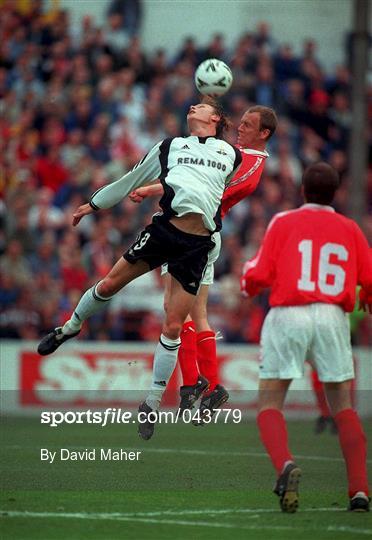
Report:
241,162,372,513
130,105,277,419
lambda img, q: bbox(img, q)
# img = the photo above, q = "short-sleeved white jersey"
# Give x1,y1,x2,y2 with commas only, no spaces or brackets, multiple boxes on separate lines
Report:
90,136,241,232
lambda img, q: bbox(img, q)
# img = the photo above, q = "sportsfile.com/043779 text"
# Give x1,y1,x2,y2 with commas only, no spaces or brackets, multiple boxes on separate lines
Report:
40,408,243,428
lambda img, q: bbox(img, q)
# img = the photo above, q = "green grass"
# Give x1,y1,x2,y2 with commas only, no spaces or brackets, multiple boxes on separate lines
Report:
1,417,371,539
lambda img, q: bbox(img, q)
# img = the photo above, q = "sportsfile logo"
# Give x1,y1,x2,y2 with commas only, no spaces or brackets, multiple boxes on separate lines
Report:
41,408,135,427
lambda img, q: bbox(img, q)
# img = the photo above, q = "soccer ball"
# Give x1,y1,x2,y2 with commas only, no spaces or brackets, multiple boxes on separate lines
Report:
194,58,233,97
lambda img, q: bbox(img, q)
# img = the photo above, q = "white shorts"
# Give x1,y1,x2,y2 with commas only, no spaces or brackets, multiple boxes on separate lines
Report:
259,303,354,382
161,232,221,286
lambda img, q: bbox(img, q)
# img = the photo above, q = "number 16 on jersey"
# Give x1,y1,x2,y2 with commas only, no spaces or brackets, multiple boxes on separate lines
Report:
298,240,348,296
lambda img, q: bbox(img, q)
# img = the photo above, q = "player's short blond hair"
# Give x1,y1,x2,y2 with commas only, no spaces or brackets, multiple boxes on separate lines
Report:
247,105,278,140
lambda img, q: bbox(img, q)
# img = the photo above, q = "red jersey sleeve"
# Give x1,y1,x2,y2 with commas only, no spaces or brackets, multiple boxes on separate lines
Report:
221,149,268,218
353,224,372,301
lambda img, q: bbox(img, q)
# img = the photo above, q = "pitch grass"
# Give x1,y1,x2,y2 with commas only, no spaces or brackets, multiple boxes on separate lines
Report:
1,417,371,539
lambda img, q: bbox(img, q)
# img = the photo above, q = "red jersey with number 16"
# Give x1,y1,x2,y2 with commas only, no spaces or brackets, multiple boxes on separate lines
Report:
242,204,372,312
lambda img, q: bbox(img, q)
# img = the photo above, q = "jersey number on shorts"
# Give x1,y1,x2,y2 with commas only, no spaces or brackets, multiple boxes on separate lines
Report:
297,240,348,296
133,232,150,251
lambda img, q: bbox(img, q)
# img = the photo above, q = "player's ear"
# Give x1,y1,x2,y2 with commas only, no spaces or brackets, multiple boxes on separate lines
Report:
210,112,221,125
260,128,270,140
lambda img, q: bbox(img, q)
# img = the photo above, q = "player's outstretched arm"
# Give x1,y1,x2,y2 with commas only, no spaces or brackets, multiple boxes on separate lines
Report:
90,142,164,211
72,203,95,226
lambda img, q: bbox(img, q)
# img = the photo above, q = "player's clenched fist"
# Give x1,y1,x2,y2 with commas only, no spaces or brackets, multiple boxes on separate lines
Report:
129,189,146,203
129,184,164,203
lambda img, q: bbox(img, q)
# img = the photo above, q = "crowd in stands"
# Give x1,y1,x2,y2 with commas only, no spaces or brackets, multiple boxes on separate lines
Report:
1,0,371,345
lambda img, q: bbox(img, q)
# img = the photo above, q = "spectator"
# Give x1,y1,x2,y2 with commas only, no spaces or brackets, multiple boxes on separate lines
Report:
0,239,32,287
34,147,69,192
102,13,129,54
28,234,61,280
60,128,87,169
28,187,65,231
107,0,142,37
60,249,89,293
0,287,40,339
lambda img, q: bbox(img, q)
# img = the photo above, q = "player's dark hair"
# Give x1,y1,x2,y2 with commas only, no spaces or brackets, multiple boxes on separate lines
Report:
302,162,340,205
202,96,231,139
247,105,278,140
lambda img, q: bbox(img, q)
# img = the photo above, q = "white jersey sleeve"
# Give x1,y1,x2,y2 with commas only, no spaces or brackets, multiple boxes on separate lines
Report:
89,142,163,210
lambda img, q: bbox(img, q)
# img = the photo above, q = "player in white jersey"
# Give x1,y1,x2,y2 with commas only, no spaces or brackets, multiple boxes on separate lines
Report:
37,100,242,440
130,106,277,418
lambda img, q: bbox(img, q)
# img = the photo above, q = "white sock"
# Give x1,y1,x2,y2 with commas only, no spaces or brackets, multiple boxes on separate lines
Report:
62,282,114,335
282,460,295,473
145,334,181,410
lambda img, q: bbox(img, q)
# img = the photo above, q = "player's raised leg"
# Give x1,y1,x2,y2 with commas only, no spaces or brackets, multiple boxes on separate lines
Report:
325,380,370,512
138,275,197,440
37,258,150,355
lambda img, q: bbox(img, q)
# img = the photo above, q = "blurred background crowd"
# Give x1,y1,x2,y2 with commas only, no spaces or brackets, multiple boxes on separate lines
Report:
1,0,371,345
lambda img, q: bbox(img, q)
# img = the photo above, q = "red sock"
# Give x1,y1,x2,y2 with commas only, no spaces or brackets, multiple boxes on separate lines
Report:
334,409,369,497
178,321,199,386
257,409,293,475
196,330,218,391
311,369,331,417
